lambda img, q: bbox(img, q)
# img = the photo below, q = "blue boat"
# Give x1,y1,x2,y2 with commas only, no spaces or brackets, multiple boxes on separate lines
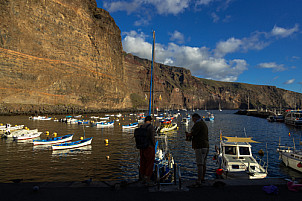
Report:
33,134,74,145
52,137,93,150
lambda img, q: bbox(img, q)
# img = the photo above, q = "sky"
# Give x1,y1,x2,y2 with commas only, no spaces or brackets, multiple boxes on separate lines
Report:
96,0,302,93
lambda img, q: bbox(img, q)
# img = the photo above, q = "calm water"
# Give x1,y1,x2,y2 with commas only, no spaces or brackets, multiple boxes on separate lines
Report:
0,110,301,183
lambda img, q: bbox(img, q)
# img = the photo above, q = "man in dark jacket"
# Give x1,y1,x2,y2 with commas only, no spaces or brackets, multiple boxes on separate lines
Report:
139,116,156,185
186,113,209,186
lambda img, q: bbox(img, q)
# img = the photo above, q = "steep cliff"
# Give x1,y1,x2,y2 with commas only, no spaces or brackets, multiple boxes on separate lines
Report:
0,0,126,113
0,0,301,115
123,54,302,111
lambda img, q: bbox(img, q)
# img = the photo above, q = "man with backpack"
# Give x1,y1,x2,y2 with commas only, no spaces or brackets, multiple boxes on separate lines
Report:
134,115,156,186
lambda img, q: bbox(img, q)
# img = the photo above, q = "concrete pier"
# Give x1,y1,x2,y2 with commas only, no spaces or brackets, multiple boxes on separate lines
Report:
1,178,301,201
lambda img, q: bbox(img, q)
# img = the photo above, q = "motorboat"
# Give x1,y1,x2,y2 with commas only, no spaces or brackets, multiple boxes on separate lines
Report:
13,131,42,140
284,110,302,126
277,141,302,173
215,135,268,179
0,124,24,134
2,128,38,138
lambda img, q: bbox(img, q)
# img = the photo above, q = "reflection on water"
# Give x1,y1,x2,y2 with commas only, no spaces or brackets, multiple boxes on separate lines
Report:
0,110,301,183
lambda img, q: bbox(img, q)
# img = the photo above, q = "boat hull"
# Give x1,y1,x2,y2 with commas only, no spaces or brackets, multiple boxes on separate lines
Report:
279,150,302,173
33,134,74,145
52,137,93,150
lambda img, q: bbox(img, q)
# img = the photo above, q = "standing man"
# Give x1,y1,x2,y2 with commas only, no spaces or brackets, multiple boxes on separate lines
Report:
186,113,209,187
139,116,156,186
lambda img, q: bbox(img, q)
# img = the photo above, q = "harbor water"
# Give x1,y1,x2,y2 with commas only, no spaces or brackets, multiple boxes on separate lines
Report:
0,110,301,183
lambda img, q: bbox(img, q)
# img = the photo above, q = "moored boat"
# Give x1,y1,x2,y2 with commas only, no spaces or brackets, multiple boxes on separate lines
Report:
215,135,268,179
284,110,302,126
277,142,302,173
33,134,74,145
122,122,138,129
52,137,93,150
13,131,42,140
95,121,114,128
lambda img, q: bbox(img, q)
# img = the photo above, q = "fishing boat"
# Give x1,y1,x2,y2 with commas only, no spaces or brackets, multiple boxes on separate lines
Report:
181,115,191,125
158,119,177,133
2,128,38,138
122,122,138,129
29,116,52,120
277,140,302,173
33,134,74,145
284,110,302,127
52,137,93,150
204,113,214,121
0,124,24,134
13,131,42,140
153,136,175,182
215,135,268,179
95,121,114,128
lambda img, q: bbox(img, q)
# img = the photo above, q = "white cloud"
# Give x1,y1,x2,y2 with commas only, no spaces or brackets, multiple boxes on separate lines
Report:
169,30,185,44
214,24,299,57
103,0,143,14
215,37,242,57
196,0,215,6
257,62,286,72
284,79,295,85
122,31,248,82
271,24,299,38
103,0,190,15
148,0,190,15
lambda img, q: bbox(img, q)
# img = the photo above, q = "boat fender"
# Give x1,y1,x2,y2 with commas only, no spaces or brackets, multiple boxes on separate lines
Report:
104,139,109,144
216,168,223,175
53,132,57,137
46,131,49,135
80,137,84,140
297,162,302,168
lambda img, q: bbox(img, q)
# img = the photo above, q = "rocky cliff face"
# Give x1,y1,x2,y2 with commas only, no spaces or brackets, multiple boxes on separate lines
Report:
123,54,302,111
0,0,126,114
0,0,301,115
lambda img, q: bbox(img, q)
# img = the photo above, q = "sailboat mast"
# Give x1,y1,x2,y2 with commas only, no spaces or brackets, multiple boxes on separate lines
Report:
148,31,155,116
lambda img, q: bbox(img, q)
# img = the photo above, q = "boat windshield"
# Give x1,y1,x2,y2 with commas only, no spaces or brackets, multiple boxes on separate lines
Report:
225,146,236,155
239,147,250,155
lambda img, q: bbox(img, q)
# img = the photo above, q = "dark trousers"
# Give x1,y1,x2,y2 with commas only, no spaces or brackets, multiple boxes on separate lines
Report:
139,146,155,178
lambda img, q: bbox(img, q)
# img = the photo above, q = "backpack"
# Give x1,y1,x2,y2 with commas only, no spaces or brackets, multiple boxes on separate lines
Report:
134,124,151,149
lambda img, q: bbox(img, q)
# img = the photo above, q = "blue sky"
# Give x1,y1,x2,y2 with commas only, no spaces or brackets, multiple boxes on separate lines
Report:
96,0,302,93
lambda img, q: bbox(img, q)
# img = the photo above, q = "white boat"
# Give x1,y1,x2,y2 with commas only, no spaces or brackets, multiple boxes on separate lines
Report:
2,128,38,138
181,116,191,125
204,113,214,121
52,137,93,150
284,110,302,126
33,134,74,145
99,117,110,120
0,124,24,134
159,122,178,133
29,116,52,120
96,121,114,128
122,122,138,129
277,142,302,173
216,135,268,179
13,131,42,140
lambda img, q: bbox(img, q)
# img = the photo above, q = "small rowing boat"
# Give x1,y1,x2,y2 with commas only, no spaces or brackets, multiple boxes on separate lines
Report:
52,137,93,150
122,122,138,129
33,134,74,145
